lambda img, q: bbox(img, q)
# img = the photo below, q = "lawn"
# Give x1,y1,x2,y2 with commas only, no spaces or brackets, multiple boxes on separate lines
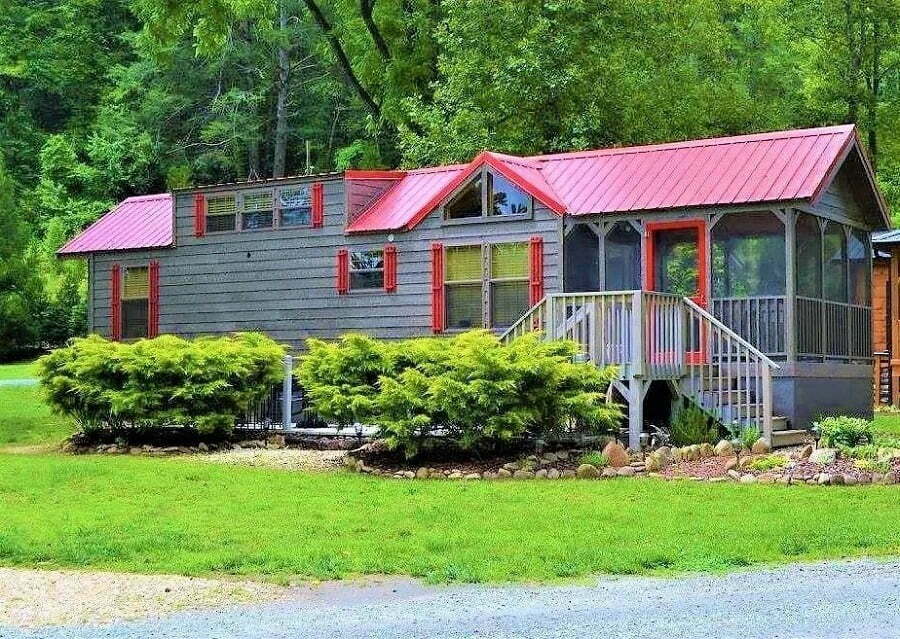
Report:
0,359,38,380
0,385,74,448
873,412,900,438
0,453,899,584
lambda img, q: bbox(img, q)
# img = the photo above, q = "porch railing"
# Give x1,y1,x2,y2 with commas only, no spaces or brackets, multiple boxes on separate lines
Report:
797,296,872,360
712,296,786,357
502,291,777,440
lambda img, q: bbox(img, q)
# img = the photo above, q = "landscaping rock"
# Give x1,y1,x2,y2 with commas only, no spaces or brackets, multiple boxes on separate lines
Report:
724,457,738,471
709,477,727,483
843,474,858,486
497,468,513,479
645,453,662,472
727,469,742,481
576,464,599,479
415,467,430,479
656,446,672,461
830,473,845,485
714,440,734,456
542,452,558,463
758,474,777,484
740,474,757,484
448,471,464,480
267,435,286,449
556,450,570,461
617,466,636,477
561,469,576,479
685,445,701,461
797,444,813,460
602,441,629,468
513,470,535,480
198,442,209,452
535,469,549,479
872,473,884,484
883,472,898,485
464,473,480,481
502,462,519,472
601,467,618,478
547,468,560,480
809,448,837,465
751,438,771,455
698,443,715,458
672,447,683,463
817,473,831,485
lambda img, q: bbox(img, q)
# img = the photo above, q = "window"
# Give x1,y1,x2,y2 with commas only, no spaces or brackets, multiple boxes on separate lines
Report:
490,242,529,327
712,212,785,297
206,195,236,233
796,213,822,298
121,266,149,339
278,186,312,227
445,245,483,328
605,222,641,290
823,222,848,302
444,169,531,220
848,228,870,305
350,250,384,289
241,191,274,230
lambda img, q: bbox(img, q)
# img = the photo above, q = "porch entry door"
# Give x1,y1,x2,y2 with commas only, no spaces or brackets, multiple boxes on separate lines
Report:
644,220,709,364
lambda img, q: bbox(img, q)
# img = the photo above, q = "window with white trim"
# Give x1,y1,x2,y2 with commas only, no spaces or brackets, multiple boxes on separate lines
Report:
121,266,149,339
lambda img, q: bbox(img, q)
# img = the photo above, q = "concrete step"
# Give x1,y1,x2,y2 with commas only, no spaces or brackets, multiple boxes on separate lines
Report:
771,416,790,432
771,429,810,448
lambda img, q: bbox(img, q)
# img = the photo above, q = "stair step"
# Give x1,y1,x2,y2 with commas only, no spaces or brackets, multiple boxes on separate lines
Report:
771,416,790,432
771,429,810,448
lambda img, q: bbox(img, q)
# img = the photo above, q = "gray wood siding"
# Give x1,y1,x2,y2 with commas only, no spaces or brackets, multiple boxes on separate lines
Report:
91,177,561,350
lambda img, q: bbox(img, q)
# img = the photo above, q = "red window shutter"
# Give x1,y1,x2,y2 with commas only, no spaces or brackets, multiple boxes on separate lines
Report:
430,243,444,333
336,248,349,294
529,236,544,305
193,194,205,238
110,263,122,341
312,182,324,228
148,260,160,338
384,245,397,292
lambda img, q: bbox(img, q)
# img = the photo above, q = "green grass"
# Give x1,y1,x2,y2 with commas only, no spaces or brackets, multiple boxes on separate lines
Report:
0,385,74,447
873,412,900,438
0,359,38,380
0,453,899,584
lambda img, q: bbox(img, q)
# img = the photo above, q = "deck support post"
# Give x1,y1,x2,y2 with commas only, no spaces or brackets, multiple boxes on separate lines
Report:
282,355,294,430
618,377,650,451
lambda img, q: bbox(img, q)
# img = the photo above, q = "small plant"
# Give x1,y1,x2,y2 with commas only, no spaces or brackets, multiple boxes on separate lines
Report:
739,425,761,450
578,451,609,468
747,454,787,472
670,403,718,447
815,416,873,448
854,458,890,473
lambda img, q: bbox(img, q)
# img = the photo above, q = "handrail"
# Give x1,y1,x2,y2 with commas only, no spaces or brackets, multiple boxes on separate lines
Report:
500,295,547,342
683,297,779,370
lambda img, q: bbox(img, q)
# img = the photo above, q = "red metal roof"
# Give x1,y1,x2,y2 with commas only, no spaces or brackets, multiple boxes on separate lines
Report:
58,193,173,256
347,124,887,233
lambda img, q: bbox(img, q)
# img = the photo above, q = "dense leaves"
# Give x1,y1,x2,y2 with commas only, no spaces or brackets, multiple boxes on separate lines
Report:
298,331,622,457
37,332,286,434
1,0,899,358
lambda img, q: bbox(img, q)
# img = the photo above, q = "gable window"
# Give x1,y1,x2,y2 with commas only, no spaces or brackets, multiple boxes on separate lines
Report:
278,186,312,227
445,245,483,328
241,191,274,230
350,250,384,289
206,195,237,233
121,266,149,339
444,168,531,221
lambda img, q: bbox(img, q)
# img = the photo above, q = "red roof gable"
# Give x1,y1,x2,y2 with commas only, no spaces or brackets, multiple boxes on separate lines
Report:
58,193,173,256
347,124,888,233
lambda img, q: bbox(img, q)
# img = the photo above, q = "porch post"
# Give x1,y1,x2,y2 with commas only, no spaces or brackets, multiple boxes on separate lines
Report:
784,208,797,363
627,380,645,451
282,354,293,430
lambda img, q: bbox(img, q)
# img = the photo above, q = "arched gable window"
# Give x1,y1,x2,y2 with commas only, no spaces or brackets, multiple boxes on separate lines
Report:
445,169,531,220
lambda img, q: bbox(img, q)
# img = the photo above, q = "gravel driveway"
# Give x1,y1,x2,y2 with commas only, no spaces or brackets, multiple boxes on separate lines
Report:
2,559,899,639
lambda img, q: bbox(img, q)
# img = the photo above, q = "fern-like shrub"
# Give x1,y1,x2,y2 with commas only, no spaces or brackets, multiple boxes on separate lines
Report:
38,333,285,435
670,403,719,446
298,330,621,458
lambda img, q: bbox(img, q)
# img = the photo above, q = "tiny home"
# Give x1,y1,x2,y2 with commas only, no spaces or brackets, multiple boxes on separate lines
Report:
60,125,890,448
872,230,900,406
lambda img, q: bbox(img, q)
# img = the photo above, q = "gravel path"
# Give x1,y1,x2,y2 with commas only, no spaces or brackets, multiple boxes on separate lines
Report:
2,559,899,638
190,448,346,471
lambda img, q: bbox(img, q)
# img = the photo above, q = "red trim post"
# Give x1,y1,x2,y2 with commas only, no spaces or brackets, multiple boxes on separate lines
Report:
529,236,544,305
110,263,122,341
148,260,160,338
312,182,324,228
193,194,205,238
431,243,444,333
384,245,397,292
336,248,349,294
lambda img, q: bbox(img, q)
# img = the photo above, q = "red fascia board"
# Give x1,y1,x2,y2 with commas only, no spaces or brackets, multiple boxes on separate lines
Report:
401,152,566,231
345,169,407,180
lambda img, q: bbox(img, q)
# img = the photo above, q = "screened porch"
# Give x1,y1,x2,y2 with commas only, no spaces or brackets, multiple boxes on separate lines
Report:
563,209,873,364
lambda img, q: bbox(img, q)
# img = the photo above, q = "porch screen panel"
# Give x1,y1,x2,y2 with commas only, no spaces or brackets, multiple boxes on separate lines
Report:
711,211,784,297
823,222,848,302
795,213,822,298
564,224,599,292
848,228,870,305
605,222,641,291
445,246,483,328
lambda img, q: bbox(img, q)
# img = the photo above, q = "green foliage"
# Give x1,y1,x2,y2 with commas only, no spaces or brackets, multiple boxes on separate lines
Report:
578,451,609,468
298,331,621,458
854,458,890,474
816,416,874,448
670,403,719,447
747,455,788,472
37,333,285,435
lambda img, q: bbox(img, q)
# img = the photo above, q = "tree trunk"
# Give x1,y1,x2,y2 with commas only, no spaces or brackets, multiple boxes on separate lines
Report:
272,1,291,179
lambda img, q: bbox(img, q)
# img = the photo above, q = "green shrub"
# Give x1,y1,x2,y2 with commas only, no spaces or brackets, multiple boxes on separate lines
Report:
670,403,718,446
747,455,787,472
578,451,609,468
38,333,285,435
298,330,621,457
816,416,873,448
854,458,890,473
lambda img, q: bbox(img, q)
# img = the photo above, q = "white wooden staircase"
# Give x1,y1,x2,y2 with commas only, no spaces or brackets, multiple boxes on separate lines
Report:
502,291,803,449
